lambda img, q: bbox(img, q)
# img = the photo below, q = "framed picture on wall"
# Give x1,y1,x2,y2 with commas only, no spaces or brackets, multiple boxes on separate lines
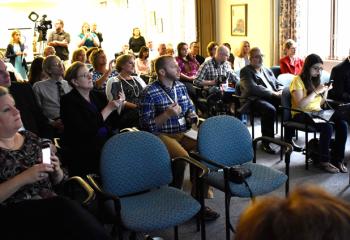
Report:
231,4,247,36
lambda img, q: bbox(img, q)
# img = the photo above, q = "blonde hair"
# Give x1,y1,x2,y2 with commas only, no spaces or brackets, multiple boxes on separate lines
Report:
237,41,250,58
71,47,87,63
116,54,135,72
10,29,21,45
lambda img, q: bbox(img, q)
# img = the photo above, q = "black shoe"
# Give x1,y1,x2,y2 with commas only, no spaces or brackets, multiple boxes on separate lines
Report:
203,207,220,221
289,140,303,152
262,143,277,154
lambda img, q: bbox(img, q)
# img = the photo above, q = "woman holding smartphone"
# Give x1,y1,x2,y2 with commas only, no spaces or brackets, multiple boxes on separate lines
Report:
61,61,125,177
285,54,348,173
0,86,111,240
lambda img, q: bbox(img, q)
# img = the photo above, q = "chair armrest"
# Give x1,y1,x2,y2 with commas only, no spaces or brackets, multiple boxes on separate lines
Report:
278,105,309,115
253,136,293,154
189,151,226,170
86,174,121,213
61,176,95,206
119,127,140,133
173,156,209,178
53,138,61,149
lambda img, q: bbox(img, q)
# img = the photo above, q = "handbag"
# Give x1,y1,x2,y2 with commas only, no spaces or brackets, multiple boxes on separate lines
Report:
228,166,252,184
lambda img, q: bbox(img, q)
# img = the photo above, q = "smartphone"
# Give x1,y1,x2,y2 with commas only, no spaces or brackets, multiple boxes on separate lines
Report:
111,81,122,100
42,146,51,164
325,79,334,86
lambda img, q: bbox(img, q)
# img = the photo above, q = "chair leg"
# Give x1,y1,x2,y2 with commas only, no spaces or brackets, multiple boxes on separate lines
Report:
305,131,309,170
199,179,206,240
174,226,179,240
225,192,232,240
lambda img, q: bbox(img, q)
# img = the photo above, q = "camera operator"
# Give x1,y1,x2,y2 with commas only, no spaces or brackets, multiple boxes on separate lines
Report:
48,19,70,62
195,45,238,93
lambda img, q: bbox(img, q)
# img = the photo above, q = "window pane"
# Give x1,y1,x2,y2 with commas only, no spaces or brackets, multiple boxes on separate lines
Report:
335,0,350,59
298,0,331,59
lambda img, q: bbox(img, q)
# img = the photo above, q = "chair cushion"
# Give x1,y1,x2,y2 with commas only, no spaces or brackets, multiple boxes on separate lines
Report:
120,186,200,232
206,163,287,197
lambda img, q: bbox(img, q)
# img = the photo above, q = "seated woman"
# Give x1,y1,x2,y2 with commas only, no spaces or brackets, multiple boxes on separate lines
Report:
135,46,150,83
175,42,200,106
0,86,111,240
205,41,219,62
105,54,146,129
280,39,304,75
89,48,118,90
285,54,348,173
60,62,124,177
71,47,87,64
234,40,250,72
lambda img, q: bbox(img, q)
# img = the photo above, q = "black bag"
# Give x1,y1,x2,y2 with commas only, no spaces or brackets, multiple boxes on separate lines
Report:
307,138,320,163
229,166,252,183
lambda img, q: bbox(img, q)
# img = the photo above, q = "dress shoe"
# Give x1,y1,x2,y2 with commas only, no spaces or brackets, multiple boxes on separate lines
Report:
262,143,277,154
289,139,303,152
203,206,220,221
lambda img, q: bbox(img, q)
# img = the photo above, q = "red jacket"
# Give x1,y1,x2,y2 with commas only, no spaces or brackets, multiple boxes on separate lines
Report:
280,56,304,75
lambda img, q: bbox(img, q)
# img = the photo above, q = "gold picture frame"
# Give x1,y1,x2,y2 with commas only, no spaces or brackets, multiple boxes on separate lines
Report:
231,4,247,36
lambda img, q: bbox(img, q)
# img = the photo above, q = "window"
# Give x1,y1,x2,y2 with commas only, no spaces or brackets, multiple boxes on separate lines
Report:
298,0,349,60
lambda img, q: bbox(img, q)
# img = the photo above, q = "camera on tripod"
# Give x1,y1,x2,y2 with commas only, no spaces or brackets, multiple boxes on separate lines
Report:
28,12,52,42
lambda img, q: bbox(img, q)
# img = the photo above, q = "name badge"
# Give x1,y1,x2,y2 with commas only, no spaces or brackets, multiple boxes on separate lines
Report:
178,117,186,126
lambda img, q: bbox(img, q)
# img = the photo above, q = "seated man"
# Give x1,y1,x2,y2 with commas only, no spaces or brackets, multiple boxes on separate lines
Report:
32,55,72,137
239,47,283,154
194,45,239,114
0,59,53,139
139,55,220,221
329,53,350,102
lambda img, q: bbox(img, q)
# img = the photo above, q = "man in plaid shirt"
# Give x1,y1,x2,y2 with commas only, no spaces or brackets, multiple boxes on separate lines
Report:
139,55,220,221
194,45,238,92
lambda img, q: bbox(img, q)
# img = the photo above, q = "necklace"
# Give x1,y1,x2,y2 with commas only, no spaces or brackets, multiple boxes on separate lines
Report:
118,75,140,97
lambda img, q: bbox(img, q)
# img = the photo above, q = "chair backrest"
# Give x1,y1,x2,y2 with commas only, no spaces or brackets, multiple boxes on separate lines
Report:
270,65,281,78
278,73,295,87
281,86,292,121
197,115,253,167
100,131,172,196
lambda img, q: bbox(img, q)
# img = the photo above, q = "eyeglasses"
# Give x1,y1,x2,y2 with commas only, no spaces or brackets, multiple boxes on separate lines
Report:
77,72,91,78
312,66,323,72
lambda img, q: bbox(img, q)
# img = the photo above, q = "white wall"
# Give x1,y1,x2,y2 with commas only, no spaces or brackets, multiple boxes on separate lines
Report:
0,0,196,62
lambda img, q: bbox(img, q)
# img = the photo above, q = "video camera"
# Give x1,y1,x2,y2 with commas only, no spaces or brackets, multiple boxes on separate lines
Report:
28,12,52,42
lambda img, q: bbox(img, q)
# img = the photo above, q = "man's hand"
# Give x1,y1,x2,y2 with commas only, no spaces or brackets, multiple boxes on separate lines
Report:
165,103,182,117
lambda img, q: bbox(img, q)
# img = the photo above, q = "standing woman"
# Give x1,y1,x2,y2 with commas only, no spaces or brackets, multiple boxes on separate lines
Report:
61,61,125,177
106,54,146,129
128,27,146,54
6,29,28,80
234,40,250,72
78,22,99,49
285,54,348,173
0,86,111,240
280,39,304,75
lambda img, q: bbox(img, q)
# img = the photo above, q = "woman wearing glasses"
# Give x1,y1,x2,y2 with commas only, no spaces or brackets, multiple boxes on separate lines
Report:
285,54,348,173
60,62,125,177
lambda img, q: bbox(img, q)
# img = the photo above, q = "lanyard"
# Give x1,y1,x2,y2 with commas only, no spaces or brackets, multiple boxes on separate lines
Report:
160,84,177,104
